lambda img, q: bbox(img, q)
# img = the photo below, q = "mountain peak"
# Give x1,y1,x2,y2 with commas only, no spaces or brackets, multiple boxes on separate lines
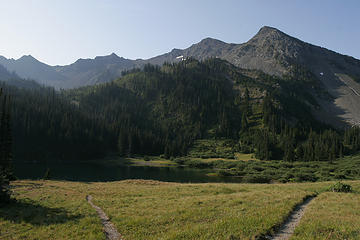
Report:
109,52,119,58
248,26,299,48
191,37,228,51
258,26,281,34
198,37,226,45
252,26,290,40
18,55,37,61
94,53,121,61
254,26,288,37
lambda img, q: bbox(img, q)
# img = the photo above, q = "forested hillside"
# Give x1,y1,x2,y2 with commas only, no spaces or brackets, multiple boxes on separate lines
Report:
1,84,115,162
0,87,12,202
2,58,360,164
67,58,360,161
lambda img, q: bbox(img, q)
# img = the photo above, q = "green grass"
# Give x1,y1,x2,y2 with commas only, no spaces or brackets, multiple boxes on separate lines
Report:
246,104,264,129
190,153,360,183
188,153,256,164
2,180,360,239
187,139,236,159
0,181,104,240
93,151,360,184
184,138,360,183
117,151,360,184
92,181,316,239
234,152,257,161
126,157,177,167
291,181,360,240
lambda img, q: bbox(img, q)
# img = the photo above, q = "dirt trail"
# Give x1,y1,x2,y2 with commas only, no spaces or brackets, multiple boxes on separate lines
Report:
269,196,316,240
86,195,122,240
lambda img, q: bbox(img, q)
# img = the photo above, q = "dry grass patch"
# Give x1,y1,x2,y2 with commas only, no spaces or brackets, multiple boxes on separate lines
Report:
90,181,319,240
0,180,104,240
2,180,359,240
127,158,177,167
234,153,257,161
291,181,360,240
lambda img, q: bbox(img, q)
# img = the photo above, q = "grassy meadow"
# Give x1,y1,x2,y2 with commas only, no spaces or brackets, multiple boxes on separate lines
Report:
0,180,359,239
292,182,360,239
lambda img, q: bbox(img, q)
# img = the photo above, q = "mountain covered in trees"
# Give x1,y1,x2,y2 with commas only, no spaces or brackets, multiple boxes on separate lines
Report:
0,87,13,202
149,26,360,127
2,58,359,165
1,26,360,128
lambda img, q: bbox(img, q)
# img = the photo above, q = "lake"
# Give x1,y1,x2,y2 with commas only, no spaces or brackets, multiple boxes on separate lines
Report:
14,162,242,183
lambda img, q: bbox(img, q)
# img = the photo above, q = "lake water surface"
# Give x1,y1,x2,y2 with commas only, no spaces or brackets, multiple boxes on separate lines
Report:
14,162,242,183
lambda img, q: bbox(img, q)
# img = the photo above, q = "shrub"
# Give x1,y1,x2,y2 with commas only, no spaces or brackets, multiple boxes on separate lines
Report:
144,156,150,161
174,158,185,165
217,170,234,177
293,171,318,182
187,160,212,169
252,166,265,172
328,182,353,193
334,173,346,179
242,174,272,183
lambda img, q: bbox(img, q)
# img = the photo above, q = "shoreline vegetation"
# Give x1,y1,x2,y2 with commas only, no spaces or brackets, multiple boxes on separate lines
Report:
81,150,360,184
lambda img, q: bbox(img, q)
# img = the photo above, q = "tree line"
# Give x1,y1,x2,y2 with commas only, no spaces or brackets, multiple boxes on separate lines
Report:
0,88,12,203
1,58,360,168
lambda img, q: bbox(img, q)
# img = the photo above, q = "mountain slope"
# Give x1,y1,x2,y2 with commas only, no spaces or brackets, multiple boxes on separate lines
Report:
0,63,18,80
147,26,360,78
0,54,139,89
64,58,353,161
146,26,360,127
54,53,139,88
0,63,41,89
2,26,360,126
0,55,67,88
8,58,360,163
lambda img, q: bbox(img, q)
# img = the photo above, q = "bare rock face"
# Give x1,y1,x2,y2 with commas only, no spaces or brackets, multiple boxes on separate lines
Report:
223,26,303,75
148,26,360,127
148,26,305,76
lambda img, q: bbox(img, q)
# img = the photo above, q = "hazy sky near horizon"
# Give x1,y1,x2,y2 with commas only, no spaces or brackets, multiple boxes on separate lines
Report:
0,0,359,65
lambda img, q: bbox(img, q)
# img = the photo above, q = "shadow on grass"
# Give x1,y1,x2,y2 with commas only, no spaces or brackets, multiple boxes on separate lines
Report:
0,199,83,225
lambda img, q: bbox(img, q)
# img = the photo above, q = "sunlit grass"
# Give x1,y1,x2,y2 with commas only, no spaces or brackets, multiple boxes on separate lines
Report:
1,180,359,239
187,139,235,159
126,157,177,167
234,153,257,161
91,181,320,239
291,181,360,240
0,181,104,240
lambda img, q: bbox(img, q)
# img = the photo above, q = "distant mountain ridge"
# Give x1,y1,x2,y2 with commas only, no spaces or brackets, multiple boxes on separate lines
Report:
0,55,66,88
1,26,359,88
2,26,359,87
148,26,360,77
0,62,41,89
1,26,360,127
0,53,139,89
53,53,141,88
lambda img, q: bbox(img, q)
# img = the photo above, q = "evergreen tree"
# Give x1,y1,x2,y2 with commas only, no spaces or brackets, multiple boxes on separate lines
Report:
0,89,12,204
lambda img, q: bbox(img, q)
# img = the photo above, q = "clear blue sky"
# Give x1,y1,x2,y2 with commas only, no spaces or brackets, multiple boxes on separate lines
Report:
0,0,359,66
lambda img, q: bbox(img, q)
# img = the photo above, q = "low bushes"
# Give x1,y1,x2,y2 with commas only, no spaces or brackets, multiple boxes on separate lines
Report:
327,182,353,193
